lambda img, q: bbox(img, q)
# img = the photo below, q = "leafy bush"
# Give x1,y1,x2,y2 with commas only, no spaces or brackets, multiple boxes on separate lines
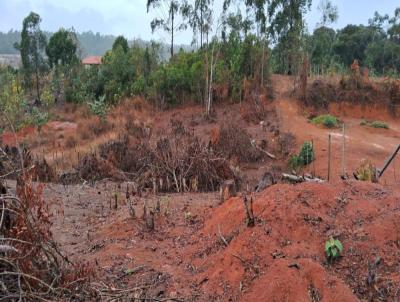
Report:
288,154,302,171
311,114,338,128
287,141,315,170
88,95,107,118
298,141,315,165
27,107,49,127
325,237,343,262
370,121,389,129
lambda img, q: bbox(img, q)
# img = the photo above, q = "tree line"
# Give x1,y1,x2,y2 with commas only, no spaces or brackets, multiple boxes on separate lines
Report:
1,1,400,129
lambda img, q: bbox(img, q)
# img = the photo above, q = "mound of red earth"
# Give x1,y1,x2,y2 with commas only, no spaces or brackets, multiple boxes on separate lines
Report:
188,181,400,301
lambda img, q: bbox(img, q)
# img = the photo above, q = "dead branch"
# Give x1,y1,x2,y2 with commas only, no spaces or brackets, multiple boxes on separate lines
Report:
218,224,229,247
282,173,325,183
242,194,255,227
251,139,276,159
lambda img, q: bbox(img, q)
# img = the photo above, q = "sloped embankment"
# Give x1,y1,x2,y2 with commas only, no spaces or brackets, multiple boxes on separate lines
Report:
190,181,400,301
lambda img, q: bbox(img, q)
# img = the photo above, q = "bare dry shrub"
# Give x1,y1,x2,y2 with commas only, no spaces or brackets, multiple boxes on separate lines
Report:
78,117,113,141
77,153,126,181
149,126,235,192
354,159,377,182
125,119,152,140
240,95,267,124
65,135,77,148
307,79,337,108
0,146,32,179
99,136,152,174
386,79,400,105
278,132,296,156
31,157,57,182
94,121,237,192
1,175,94,300
213,123,264,163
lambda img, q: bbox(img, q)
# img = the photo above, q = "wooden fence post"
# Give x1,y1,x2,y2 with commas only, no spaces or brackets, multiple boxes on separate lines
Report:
328,134,331,182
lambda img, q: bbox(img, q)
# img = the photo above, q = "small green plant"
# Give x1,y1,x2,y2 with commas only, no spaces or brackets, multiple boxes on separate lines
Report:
370,121,389,129
311,114,338,128
27,107,49,128
298,141,315,165
288,141,315,171
288,154,302,171
88,95,107,118
325,237,343,262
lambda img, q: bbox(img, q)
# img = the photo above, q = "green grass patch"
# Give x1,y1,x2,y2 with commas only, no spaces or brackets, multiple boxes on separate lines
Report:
311,114,338,128
371,121,389,129
360,120,389,129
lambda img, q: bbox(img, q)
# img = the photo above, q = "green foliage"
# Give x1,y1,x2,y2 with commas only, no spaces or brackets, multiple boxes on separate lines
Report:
288,154,303,171
27,107,49,127
298,141,315,165
360,120,389,129
46,28,78,67
288,141,315,170
317,0,338,27
0,68,26,126
112,36,129,53
88,95,107,118
268,0,312,74
311,114,338,128
147,0,185,57
325,237,343,261
15,12,47,101
371,121,389,129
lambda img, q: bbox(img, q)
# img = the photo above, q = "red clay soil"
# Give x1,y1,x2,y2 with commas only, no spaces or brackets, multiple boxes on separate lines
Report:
1,126,36,146
272,75,400,186
25,177,399,301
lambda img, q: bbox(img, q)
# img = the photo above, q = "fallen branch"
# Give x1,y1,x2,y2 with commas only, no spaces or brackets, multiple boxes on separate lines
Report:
0,244,19,253
282,173,325,183
251,140,276,159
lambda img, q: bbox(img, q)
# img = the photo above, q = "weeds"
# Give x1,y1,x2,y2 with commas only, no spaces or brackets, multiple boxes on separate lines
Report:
311,114,338,128
360,120,389,129
354,159,377,182
371,121,389,129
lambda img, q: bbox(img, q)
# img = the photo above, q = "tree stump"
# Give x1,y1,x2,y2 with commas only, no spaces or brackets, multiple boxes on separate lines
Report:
254,172,276,192
219,180,236,203
146,210,155,231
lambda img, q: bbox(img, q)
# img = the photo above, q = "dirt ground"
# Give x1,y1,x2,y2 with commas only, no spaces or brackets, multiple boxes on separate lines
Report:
3,75,400,301
272,75,400,186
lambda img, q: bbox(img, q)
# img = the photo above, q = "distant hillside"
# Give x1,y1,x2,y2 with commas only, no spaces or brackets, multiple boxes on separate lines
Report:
0,30,191,60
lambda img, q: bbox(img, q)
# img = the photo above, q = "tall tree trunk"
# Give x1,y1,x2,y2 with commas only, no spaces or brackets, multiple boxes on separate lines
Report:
171,9,174,58
261,38,265,87
200,1,203,48
35,62,41,103
206,42,216,117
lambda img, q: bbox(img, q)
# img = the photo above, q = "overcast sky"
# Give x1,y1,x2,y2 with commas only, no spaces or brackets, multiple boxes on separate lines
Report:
0,0,399,44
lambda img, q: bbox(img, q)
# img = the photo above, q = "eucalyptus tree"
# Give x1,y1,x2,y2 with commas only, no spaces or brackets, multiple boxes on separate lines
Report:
317,0,338,28
15,12,47,102
182,0,213,48
146,0,186,57
268,0,312,74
